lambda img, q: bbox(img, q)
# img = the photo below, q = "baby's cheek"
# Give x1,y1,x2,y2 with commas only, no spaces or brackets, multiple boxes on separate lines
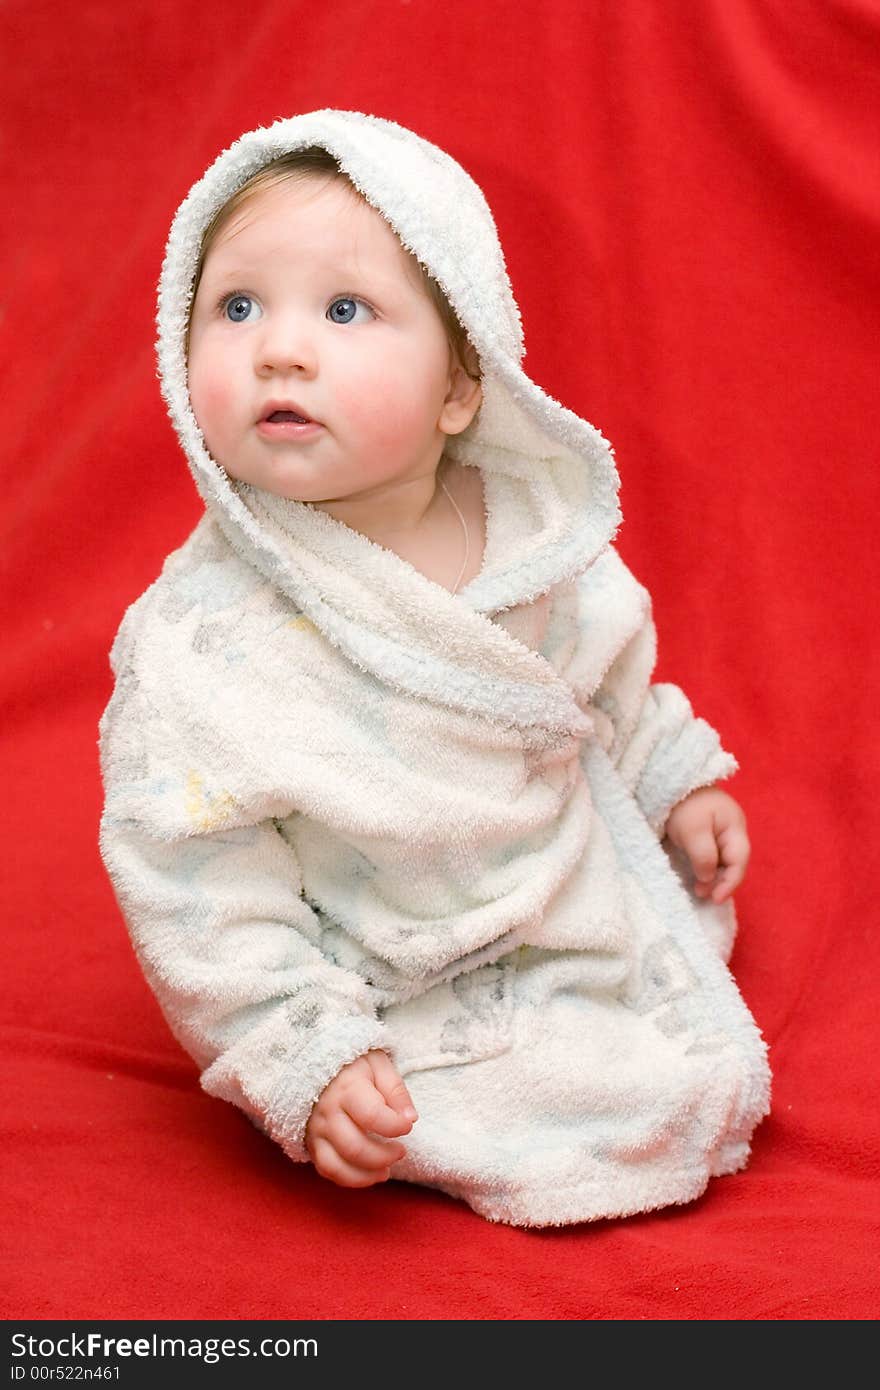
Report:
188,371,234,443
344,379,438,451
188,365,225,411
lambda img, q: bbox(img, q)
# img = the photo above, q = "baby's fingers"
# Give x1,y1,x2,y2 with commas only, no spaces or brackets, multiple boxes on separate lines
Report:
364,1049,419,1124
308,1133,394,1188
343,1084,415,1139
323,1108,407,1171
694,864,734,901
687,827,720,890
693,827,750,903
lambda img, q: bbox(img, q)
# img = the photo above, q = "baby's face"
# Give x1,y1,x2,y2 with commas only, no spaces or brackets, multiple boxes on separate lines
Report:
187,177,472,504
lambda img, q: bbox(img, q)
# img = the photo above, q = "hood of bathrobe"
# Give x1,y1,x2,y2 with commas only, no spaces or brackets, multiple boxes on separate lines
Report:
154,109,624,732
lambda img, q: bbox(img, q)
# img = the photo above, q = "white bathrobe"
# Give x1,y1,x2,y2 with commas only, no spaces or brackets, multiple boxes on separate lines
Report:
98,108,770,1227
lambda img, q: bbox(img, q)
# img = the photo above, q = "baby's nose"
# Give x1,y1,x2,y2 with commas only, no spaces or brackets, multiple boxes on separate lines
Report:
255,317,318,375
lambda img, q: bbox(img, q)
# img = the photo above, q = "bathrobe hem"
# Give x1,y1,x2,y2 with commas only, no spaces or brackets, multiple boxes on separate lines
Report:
391,1141,753,1229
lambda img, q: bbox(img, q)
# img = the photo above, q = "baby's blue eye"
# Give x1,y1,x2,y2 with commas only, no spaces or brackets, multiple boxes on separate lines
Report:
224,295,261,323
327,297,372,325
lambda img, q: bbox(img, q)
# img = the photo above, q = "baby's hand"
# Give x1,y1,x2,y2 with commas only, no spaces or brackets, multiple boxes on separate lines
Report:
664,786,751,905
305,1048,418,1188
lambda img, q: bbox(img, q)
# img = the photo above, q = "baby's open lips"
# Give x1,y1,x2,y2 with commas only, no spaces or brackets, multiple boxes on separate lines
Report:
258,399,320,425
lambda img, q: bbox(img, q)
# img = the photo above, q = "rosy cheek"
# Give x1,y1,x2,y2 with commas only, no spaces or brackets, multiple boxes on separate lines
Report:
188,370,233,437
341,376,438,448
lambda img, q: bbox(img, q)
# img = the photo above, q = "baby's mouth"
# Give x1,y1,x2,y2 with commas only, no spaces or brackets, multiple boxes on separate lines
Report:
256,403,324,437
266,409,310,424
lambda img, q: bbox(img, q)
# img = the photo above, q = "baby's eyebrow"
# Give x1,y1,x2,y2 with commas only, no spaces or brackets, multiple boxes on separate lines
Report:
204,265,411,309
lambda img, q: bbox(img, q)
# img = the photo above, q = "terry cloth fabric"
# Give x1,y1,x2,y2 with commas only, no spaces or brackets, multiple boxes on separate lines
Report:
97,108,770,1227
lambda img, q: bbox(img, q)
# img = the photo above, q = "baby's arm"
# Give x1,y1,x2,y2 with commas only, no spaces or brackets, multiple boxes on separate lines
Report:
98,813,392,1166
575,551,740,841
305,1050,418,1188
98,594,396,1168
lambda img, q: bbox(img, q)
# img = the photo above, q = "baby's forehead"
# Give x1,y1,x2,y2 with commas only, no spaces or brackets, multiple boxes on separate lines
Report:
206,175,425,289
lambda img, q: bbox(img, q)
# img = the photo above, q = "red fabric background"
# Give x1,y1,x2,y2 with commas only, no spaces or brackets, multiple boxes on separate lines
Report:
2,0,878,1321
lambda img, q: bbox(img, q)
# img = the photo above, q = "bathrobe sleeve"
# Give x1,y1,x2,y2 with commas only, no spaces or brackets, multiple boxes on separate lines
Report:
575,549,740,839
98,602,390,1166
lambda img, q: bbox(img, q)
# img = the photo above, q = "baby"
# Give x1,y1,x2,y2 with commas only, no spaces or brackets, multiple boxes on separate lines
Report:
99,110,770,1227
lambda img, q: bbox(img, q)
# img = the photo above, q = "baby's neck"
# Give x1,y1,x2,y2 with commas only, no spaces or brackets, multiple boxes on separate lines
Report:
368,459,485,594
308,456,452,542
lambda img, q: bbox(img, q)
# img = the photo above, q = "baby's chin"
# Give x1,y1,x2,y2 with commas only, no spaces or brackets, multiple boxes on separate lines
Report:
216,465,322,504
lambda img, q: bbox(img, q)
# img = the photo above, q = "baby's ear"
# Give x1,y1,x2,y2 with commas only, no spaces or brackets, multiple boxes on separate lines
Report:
440,362,483,436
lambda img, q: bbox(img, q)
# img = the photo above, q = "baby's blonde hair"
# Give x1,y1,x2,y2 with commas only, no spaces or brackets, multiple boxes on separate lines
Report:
186,147,481,381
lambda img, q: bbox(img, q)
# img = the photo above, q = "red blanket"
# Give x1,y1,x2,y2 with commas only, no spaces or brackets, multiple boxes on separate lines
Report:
2,0,877,1321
